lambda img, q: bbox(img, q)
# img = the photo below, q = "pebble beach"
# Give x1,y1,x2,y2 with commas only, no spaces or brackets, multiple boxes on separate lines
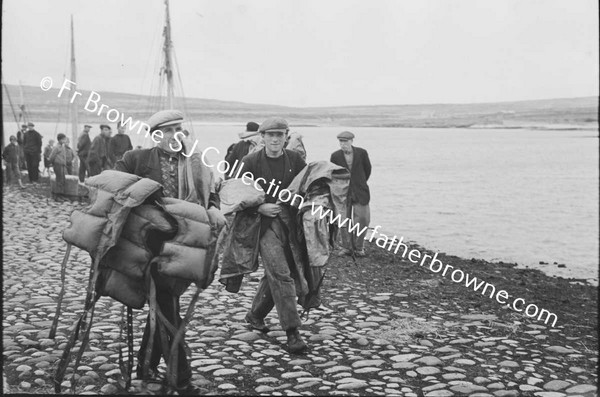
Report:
2,182,598,396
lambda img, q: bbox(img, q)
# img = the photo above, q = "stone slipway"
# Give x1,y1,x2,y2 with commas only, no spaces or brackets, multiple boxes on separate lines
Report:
2,184,598,396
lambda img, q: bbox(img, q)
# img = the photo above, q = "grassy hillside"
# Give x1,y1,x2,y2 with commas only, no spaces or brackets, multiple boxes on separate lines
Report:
2,84,597,128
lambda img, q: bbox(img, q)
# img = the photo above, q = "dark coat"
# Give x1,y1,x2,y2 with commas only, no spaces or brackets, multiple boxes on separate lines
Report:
2,144,20,163
115,147,219,209
87,135,111,168
239,148,307,204
77,133,92,159
17,130,25,145
225,140,253,172
23,129,43,157
108,134,133,164
330,146,372,205
238,148,306,236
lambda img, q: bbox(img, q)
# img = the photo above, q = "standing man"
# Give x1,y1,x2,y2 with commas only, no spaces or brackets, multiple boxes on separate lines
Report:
86,124,112,176
77,125,92,182
330,131,372,257
64,138,75,175
2,136,25,188
224,121,261,179
16,124,27,169
49,133,69,194
238,117,308,353
115,109,224,393
108,121,133,164
23,121,43,183
43,139,55,177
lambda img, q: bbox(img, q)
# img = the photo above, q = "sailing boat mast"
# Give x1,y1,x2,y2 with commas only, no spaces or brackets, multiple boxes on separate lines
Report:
163,0,175,109
69,15,79,145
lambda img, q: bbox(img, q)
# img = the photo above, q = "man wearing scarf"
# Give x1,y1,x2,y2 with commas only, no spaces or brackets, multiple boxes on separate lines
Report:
115,109,222,393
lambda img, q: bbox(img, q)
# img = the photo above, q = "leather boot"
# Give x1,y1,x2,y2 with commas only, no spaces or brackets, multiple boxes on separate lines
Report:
245,313,270,333
286,328,308,353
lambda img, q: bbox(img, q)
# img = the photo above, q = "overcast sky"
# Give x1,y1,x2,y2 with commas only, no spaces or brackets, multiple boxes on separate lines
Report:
2,0,598,107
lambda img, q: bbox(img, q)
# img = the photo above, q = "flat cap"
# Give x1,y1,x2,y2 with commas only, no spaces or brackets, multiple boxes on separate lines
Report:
337,131,355,140
21,124,27,128
99,124,111,130
147,109,184,132
84,124,92,128
259,117,289,133
27,122,35,127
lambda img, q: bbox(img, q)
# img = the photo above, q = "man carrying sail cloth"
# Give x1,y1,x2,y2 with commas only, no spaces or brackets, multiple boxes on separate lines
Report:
236,117,309,353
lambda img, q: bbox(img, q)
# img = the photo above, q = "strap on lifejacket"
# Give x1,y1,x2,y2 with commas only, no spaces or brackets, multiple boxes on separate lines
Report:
49,243,72,339
53,253,102,393
118,305,134,390
167,285,201,387
140,267,157,380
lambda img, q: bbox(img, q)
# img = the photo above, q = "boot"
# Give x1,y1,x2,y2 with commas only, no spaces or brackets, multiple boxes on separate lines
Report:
245,313,270,333
286,328,307,354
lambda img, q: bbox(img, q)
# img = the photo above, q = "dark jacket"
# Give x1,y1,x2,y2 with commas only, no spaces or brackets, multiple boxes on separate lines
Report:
238,148,306,237
330,146,371,205
17,130,26,145
108,134,133,164
115,147,219,209
23,129,43,156
2,144,20,163
225,140,253,172
87,135,111,168
77,133,92,159
239,148,306,204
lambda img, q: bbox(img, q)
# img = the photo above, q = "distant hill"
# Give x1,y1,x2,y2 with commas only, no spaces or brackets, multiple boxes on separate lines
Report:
2,84,597,129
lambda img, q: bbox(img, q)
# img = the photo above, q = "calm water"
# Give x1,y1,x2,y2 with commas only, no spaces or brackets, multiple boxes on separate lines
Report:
4,122,599,282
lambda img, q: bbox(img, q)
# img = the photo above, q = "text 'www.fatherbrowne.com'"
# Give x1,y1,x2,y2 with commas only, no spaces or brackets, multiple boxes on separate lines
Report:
310,203,559,328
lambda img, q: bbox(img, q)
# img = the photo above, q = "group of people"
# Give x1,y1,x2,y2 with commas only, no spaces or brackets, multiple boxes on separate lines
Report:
2,122,43,187
5,111,373,393
2,121,135,193
108,110,372,393
76,122,134,182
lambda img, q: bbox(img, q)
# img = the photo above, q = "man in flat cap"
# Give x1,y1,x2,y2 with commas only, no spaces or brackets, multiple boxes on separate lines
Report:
76,125,92,182
115,109,224,393
86,124,112,176
234,117,309,353
224,121,262,179
330,131,372,257
22,122,43,183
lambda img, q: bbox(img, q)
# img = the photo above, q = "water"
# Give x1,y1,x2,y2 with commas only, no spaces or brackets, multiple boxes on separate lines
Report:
4,122,598,283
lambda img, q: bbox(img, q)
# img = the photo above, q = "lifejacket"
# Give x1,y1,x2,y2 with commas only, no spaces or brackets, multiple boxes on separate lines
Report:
53,170,222,393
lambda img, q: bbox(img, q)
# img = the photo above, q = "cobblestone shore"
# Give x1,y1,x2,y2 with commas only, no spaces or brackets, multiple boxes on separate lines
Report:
2,184,598,396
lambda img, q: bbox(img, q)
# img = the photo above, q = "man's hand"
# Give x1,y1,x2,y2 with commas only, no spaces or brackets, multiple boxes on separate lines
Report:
257,203,281,218
207,207,226,231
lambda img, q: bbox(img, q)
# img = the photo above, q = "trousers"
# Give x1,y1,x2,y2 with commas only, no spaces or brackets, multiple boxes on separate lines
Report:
25,152,40,182
340,203,370,251
138,281,191,385
4,162,21,184
249,217,302,331
78,156,88,182
53,164,67,194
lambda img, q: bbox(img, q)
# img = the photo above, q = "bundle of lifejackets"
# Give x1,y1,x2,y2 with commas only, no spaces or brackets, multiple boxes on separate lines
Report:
50,170,221,393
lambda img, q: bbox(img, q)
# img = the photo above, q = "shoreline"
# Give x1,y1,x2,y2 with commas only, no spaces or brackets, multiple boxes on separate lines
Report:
4,119,597,131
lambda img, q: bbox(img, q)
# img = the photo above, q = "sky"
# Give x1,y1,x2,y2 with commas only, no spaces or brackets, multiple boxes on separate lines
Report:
2,0,598,107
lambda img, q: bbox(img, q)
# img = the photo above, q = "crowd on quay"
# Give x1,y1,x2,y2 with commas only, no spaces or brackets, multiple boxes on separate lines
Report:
2,121,135,193
3,110,372,394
